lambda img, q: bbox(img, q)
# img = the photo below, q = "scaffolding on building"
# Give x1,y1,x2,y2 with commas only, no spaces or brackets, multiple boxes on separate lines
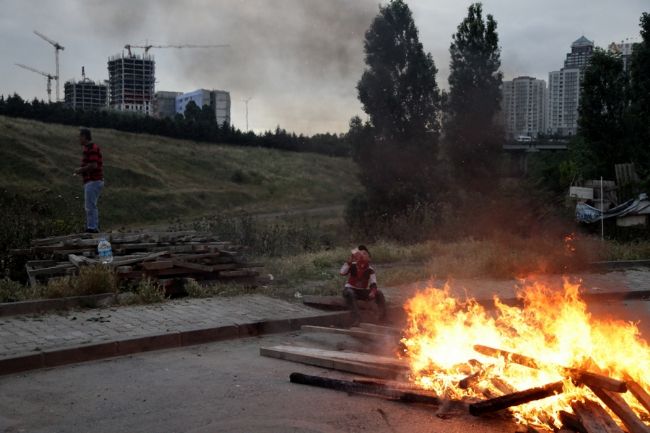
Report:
64,68,108,110
107,53,155,115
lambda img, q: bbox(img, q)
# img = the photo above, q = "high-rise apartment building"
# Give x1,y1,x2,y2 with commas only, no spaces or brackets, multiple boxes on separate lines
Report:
176,89,231,125
547,36,594,136
502,76,547,139
64,70,108,111
107,53,155,115
154,91,182,119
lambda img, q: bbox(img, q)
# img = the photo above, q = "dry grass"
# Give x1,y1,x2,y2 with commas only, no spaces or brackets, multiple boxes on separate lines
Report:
0,115,361,227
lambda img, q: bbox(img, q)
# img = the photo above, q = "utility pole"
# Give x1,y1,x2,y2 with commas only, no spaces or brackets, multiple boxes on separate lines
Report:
243,97,252,131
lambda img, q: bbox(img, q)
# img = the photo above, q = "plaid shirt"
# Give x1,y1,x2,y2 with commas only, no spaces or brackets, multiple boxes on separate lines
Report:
82,142,103,183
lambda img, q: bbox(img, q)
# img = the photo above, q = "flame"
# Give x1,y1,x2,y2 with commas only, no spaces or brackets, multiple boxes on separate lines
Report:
401,279,650,428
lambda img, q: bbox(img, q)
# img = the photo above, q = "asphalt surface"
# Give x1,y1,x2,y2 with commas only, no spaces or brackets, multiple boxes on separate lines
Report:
0,333,515,433
0,298,647,433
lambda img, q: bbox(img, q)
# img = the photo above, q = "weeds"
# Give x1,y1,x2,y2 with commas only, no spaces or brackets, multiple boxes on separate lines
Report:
133,278,166,304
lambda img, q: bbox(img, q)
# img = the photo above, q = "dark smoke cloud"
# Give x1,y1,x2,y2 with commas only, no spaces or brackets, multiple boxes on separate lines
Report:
75,0,379,133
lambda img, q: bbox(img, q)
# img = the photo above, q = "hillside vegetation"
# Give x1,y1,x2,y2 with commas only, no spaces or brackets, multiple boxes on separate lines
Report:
0,116,360,228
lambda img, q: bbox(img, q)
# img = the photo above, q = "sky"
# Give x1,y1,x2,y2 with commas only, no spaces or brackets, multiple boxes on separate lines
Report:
0,0,646,135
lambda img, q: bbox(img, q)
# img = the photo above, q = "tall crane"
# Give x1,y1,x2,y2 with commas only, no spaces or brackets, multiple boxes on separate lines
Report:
15,63,56,103
123,43,230,56
33,30,64,102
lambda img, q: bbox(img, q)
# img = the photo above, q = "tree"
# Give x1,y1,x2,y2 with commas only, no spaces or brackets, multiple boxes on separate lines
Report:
578,49,629,177
444,3,503,190
183,100,201,122
350,0,442,230
629,12,650,173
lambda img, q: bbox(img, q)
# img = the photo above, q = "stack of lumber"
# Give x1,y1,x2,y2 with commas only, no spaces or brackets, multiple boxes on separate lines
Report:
262,325,650,433
13,231,262,286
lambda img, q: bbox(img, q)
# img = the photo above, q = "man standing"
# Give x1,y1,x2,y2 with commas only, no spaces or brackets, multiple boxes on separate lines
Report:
74,128,104,233
340,245,387,325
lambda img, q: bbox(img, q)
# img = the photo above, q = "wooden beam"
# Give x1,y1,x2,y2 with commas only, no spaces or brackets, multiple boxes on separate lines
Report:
587,385,650,433
559,410,588,433
260,345,408,370
627,379,650,415
300,325,393,341
358,323,402,335
473,345,627,393
289,372,440,405
572,400,625,433
260,347,401,379
469,381,564,416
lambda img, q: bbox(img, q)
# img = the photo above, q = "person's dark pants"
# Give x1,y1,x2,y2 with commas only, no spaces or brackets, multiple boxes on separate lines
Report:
342,287,386,322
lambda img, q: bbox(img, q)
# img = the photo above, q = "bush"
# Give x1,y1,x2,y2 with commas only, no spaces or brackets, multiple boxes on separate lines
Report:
44,265,118,299
0,277,26,302
134,278,166,303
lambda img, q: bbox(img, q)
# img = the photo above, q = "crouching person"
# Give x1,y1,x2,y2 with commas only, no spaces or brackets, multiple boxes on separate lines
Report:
340,245,387,325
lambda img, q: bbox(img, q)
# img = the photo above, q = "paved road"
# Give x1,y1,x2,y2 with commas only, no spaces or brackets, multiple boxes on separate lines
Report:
0,332,518,433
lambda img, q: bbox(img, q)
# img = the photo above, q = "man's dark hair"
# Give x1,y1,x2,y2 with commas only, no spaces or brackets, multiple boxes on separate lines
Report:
79,128,92,141
358,245,370,257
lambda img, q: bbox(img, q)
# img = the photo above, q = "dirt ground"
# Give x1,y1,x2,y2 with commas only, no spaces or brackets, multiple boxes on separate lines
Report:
0,298,647,433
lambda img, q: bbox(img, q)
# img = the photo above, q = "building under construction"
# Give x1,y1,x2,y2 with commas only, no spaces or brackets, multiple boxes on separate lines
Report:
107,53,155,115
64,69,108,111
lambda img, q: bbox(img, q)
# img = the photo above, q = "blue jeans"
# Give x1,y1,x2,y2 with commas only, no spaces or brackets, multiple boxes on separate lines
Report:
84,180,104,230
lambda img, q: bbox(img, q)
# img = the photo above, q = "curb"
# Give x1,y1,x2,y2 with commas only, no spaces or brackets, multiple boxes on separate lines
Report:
590,260,650,270
0,293,116,317
0,311,351,377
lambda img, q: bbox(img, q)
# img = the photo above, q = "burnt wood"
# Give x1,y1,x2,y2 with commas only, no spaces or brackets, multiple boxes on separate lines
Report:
289,372,440,405
468,381,564,416
473,345,627,393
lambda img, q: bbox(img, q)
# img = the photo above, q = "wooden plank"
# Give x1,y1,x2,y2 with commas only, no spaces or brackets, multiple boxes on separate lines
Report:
30,233,93,246
260,345,408,371
26,264,75,276
572,400,625,433
560,410,588,433
588,385,650,433
171,259,214,273
469,381,564,416
290,372,439,405
473,345,627,393
359,322,402,335
141,261,174,271
301,325,394,341
68,254,97,268
109,251,169,267
627,379,650,415
260,347,400,379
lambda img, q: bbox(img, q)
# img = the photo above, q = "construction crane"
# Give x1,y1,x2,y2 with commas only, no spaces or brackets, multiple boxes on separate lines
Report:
33,30,64,102
15,63,56,103
124,43,230,56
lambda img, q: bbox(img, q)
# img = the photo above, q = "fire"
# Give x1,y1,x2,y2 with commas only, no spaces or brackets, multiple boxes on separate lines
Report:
401,279,650,428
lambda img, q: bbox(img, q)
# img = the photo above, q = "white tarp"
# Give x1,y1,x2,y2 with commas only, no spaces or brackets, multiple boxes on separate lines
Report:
576,193,650,223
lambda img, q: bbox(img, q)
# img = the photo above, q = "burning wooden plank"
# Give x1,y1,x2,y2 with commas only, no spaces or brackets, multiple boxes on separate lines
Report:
289,372,440,405
587,385,650,433
571,400,625,433
626,379,650,415
473,345,627,393
469,381,564,416
560,410,588,433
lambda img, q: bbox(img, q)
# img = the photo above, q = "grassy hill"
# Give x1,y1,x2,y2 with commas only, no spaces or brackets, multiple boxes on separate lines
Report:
0,116,361,228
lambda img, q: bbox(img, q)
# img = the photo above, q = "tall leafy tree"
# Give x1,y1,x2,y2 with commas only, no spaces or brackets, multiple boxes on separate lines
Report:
444,3,503,190
351,0,441,226
578,49,629,177
629,12,650,173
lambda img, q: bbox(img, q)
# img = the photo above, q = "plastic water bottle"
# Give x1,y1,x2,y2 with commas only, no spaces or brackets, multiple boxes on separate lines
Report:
97,238,113,264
